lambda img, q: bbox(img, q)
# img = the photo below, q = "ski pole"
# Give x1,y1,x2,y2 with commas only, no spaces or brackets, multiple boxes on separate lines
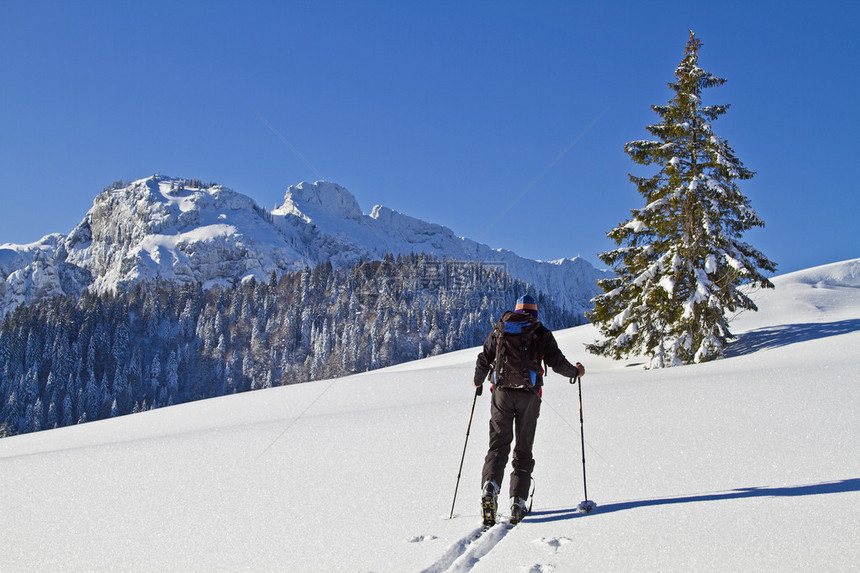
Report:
449,385,480,519
571,376,594,513
577,376,588,504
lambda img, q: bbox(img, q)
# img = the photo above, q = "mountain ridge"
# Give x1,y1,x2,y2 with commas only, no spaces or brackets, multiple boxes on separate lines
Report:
0,175,606,316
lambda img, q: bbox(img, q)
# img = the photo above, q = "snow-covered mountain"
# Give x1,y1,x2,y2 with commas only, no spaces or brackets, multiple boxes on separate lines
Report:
0,175,605,316
2,259,857,571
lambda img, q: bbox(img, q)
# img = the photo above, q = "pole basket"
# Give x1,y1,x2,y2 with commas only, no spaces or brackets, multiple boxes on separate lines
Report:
578,500,597,514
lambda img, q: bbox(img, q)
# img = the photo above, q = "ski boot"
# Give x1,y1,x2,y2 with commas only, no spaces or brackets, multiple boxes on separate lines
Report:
510,496,529,524
481,480,499,527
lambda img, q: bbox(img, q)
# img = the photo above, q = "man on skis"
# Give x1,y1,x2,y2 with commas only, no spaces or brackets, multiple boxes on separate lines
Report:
473,294,585,525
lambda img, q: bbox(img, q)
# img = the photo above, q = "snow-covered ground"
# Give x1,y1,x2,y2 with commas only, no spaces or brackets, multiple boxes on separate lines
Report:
2,259,858,572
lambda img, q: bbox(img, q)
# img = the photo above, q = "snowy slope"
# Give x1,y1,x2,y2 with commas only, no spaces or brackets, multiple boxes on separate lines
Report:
1,259,858,572
0,176,605,316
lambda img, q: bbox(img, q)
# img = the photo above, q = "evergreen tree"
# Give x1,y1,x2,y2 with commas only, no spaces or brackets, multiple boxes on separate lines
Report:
150,355,161,402
62,393,74,427
165,351,179,400
115,364,131,415
587,32,776,368
47,400,58,429
3,392,19,434
32,397,45,432
85,373,100,421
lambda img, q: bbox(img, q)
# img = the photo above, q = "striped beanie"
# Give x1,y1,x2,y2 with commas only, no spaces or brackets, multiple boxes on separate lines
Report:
515,294,538,318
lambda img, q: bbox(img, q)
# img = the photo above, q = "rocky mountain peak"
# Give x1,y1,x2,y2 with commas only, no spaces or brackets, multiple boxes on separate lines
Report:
279,181,364,222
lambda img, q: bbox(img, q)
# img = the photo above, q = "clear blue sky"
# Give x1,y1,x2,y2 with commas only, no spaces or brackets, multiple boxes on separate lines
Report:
2,0,857,274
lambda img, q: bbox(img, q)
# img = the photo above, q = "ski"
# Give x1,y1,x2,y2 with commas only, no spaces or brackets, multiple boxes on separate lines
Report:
486,516,523,530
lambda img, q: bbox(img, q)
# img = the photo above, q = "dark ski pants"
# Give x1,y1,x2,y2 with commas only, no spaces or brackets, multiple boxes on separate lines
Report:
481,387,541,500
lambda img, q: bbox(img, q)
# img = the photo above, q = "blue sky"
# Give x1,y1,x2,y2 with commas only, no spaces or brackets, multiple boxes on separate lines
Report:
1,0,857,274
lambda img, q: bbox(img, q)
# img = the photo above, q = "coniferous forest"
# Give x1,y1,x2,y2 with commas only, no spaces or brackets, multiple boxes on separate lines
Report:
0,253,580,437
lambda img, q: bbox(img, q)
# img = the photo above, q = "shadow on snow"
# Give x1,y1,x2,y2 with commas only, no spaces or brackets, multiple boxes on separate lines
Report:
726,319,860,358
527,478,860,523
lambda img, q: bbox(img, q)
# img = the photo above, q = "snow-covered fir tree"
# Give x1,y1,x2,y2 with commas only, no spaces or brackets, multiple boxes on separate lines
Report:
587,31,776,368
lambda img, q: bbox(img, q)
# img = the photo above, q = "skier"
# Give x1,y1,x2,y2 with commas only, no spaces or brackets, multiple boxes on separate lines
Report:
473,294,585,525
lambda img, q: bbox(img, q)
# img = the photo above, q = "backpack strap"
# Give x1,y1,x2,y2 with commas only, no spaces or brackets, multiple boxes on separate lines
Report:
492,320,505,384
523,324,542,388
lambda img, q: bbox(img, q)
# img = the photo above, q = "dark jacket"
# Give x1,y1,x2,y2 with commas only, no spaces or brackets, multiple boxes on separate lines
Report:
473,310,580,388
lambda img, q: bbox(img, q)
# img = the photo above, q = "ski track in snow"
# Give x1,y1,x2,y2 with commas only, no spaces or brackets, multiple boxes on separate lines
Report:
421,522,513,573
421,521,570,573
